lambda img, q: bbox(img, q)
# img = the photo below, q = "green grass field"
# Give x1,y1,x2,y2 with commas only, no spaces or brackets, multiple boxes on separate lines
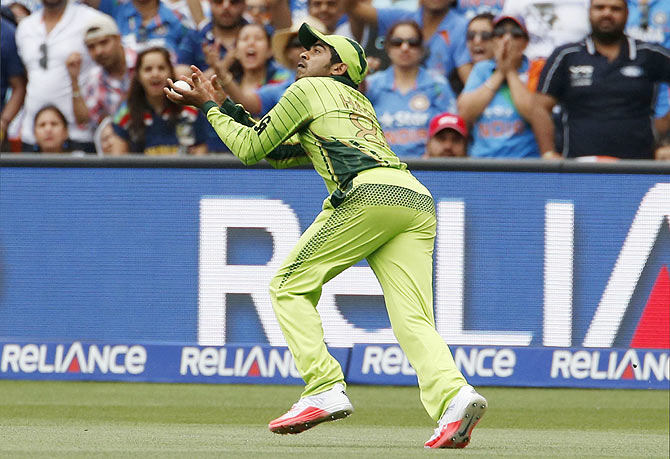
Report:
0,381,667,458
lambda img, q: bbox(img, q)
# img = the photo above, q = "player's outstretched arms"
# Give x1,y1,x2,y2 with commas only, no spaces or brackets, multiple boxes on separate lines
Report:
204,79,314,165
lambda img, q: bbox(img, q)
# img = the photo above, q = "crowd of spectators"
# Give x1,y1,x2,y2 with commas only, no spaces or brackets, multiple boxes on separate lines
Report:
1,0,669,160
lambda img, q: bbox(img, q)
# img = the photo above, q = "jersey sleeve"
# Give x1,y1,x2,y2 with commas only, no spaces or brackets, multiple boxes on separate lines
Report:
462,61,489,93
112,102,131,142
177,29,207,69
451,19,472,68
538,46,569,98
645,44,670,83
205,79,314,165
265,136,311,168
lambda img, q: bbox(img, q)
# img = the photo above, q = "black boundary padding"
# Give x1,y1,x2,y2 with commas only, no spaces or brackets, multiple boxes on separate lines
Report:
2,154,669,175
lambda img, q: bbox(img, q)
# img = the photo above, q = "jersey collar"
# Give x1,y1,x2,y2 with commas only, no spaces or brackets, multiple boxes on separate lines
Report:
329,75,359,90
586,34,637,60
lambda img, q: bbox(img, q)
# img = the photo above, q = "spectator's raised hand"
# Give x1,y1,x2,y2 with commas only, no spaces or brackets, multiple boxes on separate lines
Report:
508,37,525,71
65,52,82,84
496,37,517,76
202,41,221,71
211,46,236,81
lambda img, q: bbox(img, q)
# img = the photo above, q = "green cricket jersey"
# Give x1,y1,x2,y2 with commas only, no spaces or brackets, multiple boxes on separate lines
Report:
204,76,414,205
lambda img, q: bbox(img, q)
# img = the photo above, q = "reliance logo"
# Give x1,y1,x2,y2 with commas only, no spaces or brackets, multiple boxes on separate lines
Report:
0,342,147,375
550,349,669,381
180,346,301,378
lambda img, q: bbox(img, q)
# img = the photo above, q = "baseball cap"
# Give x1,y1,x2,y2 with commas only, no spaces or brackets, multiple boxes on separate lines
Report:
298,22,368,85
83,13,120,43
492,15,529,38
428,113,468,138
272,16,327,69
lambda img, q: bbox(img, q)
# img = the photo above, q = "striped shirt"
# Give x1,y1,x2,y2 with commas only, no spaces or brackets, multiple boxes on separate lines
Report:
205,77,408,202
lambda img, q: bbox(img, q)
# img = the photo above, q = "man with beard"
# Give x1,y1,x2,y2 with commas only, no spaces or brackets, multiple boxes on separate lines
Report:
176,0,248,151
534,0,670,160
66,14,134,132
15,0,104,152
177,0,246,75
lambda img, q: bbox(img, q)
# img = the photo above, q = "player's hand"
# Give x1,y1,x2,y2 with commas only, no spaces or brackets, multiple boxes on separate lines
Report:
165,74,209,107
209,74,228,106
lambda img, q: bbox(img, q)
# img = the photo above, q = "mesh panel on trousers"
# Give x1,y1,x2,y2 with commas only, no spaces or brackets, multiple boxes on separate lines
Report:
278,184,435,289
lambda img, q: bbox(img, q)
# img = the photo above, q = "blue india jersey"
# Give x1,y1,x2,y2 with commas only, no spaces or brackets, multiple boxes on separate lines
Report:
463,58,540,158
626,0,670,118
376,7,471,77
366,67,457,158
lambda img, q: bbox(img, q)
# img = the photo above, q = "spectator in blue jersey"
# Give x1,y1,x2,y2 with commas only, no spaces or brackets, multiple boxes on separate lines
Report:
111,46,209,155
110,0,190,57
194,22,291,150
211,23,291,94
454,0,504,21
176,0,290,77
308,0,357,36
457,15,540,158
467,13,496,65
345,0,472,83
366,20,457,158
625,0,670,136
449,12,495,93
0,16,26,149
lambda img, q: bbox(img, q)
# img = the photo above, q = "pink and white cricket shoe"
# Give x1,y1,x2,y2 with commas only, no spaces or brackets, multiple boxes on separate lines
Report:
268,383,354,435
424,384,487,449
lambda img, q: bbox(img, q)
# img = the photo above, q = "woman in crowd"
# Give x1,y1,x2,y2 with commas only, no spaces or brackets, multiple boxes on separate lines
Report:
457,15,540,159
450,12,496,94
467,13,495,65
211,22,290,100
33,105,70,153
208,16,327,117
200,22,290,151
111,46,209,155
365,20,457,158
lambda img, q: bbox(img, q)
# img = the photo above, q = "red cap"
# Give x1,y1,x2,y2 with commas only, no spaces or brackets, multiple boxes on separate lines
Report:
428,113,468,138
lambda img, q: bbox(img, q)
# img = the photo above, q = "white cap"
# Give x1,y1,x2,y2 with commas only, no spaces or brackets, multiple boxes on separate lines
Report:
83,13,120,43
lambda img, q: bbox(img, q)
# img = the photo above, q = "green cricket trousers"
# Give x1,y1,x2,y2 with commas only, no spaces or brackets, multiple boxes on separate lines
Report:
268,168,467,421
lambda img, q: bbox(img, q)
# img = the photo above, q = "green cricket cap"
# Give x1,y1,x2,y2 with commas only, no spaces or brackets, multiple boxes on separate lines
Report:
298,22,368,85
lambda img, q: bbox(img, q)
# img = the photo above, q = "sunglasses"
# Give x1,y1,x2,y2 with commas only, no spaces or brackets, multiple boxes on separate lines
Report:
210,0,244,5
493,26,526,38
39,43,48,70
466,30,493,41
387,37,422,48
247,4,267,13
